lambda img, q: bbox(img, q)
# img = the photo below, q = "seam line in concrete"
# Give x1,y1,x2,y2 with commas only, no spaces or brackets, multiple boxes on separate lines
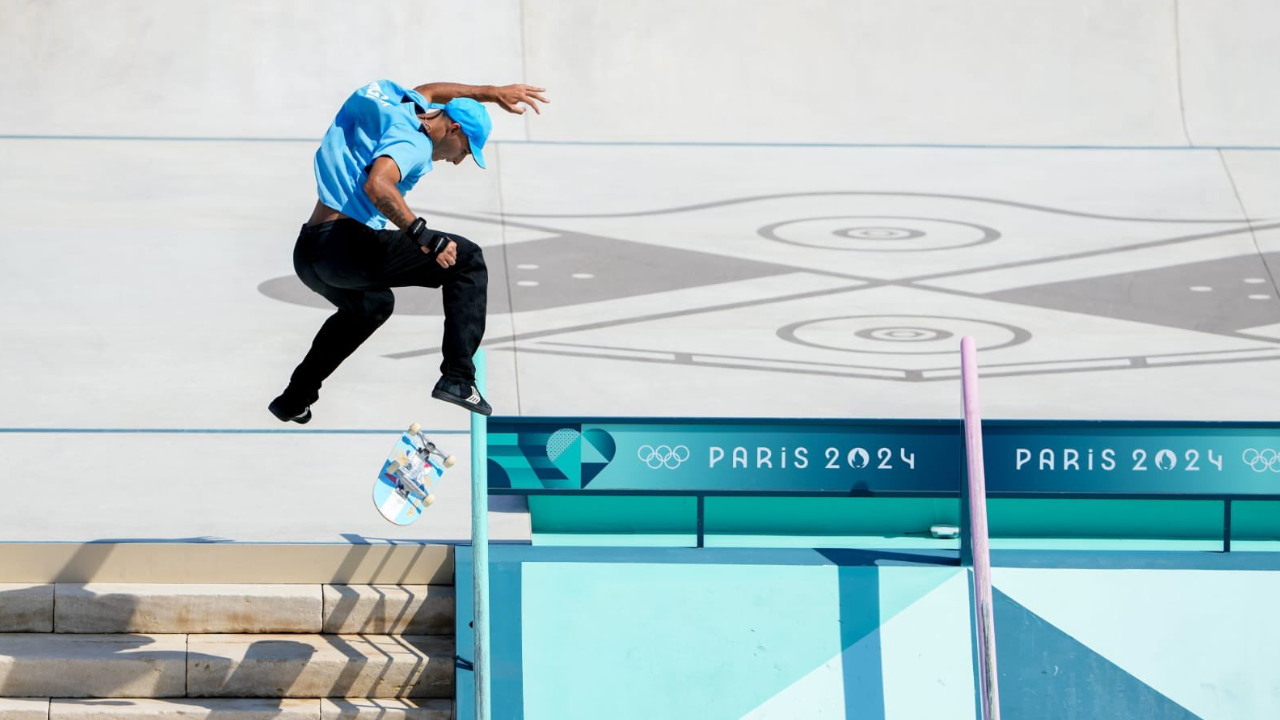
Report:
1217,149,1280,300
518,0,532,142
1172,0,1195,147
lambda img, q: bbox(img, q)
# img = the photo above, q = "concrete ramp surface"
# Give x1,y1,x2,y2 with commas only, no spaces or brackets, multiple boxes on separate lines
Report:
0,3,1276,538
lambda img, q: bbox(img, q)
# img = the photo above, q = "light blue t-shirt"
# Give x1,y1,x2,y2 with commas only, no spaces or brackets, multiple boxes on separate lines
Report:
314,79,434,229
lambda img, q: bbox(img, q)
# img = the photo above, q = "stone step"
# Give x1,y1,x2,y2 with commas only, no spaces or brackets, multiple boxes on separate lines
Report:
0,633,454,699
321,699,451,719
322,585,454,635
0,634,188,698
56,585,323,634
1,584,456,635
50,698,318,719
0,584,54,632
34,698,453,719
187,634,454,698
0,697,49,720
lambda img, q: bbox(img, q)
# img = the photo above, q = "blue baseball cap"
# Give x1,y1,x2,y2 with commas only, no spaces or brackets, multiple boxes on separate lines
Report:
434,98,492,169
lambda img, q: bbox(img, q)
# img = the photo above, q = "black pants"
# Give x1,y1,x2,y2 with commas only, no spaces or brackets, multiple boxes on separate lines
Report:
281,219,487,406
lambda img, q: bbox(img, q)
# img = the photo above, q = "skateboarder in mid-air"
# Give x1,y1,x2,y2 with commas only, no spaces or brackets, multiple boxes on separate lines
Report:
269,79,548,422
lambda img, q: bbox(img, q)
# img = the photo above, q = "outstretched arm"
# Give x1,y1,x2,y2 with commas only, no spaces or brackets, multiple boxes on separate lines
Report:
413,82,550,114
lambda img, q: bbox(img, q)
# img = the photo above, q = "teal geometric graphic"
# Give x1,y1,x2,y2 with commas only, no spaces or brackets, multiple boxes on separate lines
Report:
993,589,1203,720
581,428,617,486
488,423,617,490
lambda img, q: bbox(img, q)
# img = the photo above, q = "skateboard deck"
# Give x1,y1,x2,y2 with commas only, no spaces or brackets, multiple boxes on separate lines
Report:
373,423,456,526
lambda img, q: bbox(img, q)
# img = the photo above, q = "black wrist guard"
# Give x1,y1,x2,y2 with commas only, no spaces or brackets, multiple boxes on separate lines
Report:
408,217,449,255
407,217,428,243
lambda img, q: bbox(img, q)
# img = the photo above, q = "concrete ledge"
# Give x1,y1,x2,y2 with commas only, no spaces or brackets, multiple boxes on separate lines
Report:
0,634,187,698
0,543,452,585
187,634,454,698
321,698,452,719
0,584,54,632
50,699,319,719
322,585,454,635
0,697,50,720
56,584,322,634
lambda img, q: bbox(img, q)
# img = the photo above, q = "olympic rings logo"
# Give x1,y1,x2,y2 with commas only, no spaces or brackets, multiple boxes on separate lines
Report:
638,444,690,470
1242,449,1280,473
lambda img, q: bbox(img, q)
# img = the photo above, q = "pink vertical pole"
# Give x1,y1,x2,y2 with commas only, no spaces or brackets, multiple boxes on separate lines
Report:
961,336,1000,720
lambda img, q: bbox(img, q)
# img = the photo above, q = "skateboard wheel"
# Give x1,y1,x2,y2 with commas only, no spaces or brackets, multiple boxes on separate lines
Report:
423,493,436,507
408,423,421,435
443,455,457,469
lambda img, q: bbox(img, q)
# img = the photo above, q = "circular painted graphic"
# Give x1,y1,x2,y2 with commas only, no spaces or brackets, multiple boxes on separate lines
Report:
758,216,1000,252
778,315,1030,355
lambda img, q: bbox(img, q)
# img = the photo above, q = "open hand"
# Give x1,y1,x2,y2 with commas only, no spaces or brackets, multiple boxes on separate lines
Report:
494,84,549,115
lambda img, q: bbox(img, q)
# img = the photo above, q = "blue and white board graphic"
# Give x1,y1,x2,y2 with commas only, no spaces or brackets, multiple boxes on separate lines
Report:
373,431,445,526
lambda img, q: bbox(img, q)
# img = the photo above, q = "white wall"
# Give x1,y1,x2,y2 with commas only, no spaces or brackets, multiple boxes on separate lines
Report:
2,0,1279,146
0,0,528,140
522,0,1188,145
1179,0,1280,146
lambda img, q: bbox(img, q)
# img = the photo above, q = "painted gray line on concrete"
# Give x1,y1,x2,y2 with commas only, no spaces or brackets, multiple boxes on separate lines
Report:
382,282,869,360
530,340,912,373
989,250,1280,337
759,216,1002,253
375,214,1280,375
905,222,1280,284
409,205,1273,329
492,191,1261,224
390,199,1280,381
509,340,1280,383
776,315,1032,355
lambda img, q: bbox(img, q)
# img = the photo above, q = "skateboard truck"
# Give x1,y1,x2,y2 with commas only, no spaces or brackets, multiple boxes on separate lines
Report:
386,452,433,504
407,423,457,468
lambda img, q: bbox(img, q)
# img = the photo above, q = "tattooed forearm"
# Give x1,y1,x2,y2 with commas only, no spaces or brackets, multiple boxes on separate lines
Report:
366,181,417,230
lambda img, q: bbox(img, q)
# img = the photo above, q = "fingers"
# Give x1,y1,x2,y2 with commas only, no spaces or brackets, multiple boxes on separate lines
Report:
419,240,458,269
499,84,550,115
435,240,458,269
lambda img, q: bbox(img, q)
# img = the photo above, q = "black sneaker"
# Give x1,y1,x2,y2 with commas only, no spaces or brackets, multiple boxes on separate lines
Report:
268,395,313,424
432,377,493,416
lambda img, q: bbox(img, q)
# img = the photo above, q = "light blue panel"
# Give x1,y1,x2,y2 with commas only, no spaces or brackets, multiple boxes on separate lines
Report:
519,561,963,720
879,572,977,718
521,562,845,720
994,567,1280,720
740,569,972,720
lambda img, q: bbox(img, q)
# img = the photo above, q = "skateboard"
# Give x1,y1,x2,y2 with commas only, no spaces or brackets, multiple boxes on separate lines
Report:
373,423,457,525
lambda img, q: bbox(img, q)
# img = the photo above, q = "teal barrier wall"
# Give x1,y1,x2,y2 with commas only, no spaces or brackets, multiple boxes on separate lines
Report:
490,418,1280,549
457,547,1280,720
456,546,975,720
